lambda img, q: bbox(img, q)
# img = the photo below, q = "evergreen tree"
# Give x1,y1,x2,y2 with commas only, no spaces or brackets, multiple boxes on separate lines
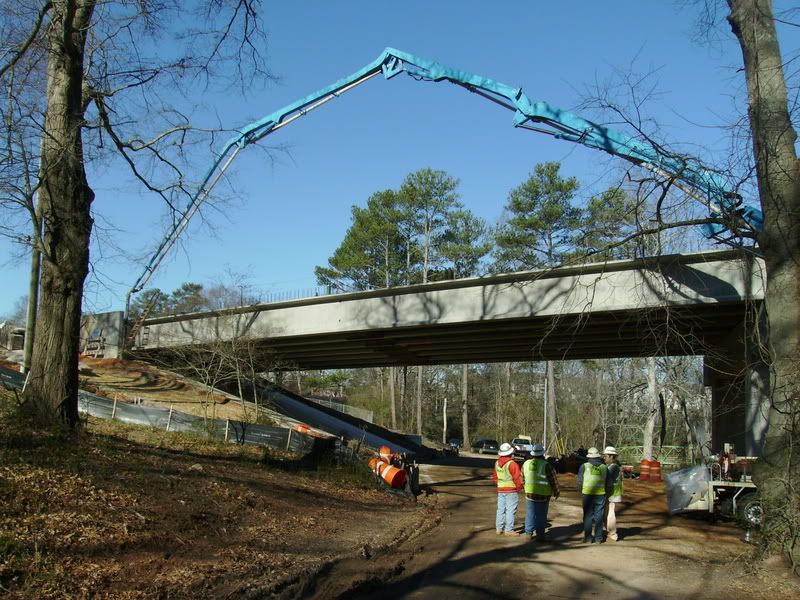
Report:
494,162,581,270
127,289,167,321
399,168,461,283
438,209,491,279
169,283,208,314
579,187,641,261
315,190,406,291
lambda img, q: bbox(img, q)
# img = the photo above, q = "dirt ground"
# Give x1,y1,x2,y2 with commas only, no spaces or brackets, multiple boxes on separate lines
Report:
324,455,800,600
3,357,799,599
0,410,439,599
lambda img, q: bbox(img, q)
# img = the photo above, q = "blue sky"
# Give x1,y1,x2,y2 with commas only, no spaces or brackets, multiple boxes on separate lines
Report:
1,1,797,318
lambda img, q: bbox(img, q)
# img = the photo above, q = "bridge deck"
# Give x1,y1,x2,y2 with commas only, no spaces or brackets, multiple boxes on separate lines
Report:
132,251,764,369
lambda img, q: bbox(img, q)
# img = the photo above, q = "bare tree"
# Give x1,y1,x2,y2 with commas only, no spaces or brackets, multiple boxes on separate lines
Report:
726,0,800,566
0,1,270,427
461,363,470,448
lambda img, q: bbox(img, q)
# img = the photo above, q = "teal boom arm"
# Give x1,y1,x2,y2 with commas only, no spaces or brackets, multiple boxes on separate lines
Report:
126,48,763,313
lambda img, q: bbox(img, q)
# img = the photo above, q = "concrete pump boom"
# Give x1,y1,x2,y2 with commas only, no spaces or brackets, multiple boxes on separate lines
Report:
125,47,763,316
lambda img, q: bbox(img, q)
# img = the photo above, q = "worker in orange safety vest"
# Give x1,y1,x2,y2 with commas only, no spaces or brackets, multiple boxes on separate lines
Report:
491,442,523,536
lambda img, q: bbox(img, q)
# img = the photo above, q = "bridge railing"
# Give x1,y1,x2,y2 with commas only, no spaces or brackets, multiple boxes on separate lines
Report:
306,397,373,423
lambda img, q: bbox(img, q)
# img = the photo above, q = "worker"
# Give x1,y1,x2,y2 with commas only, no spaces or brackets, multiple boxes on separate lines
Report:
577,446,608,544
522,443,560,541
603,446,623,542
491,442,523,536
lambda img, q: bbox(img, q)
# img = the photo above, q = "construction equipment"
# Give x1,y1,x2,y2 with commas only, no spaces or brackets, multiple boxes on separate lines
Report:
125,48,763,314
666,443,762,527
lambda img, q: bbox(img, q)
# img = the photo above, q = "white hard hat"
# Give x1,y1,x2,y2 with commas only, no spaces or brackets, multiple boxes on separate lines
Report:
603,446,618,455
499,442,514,456
586,447,601,459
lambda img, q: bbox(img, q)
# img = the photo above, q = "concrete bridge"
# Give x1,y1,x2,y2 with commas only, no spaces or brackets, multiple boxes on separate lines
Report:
132,250,763,366
130,250,768,456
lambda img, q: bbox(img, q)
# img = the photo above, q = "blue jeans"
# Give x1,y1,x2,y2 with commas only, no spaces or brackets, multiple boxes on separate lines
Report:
525,498,550,537
496,492,519,532
582,494,606,542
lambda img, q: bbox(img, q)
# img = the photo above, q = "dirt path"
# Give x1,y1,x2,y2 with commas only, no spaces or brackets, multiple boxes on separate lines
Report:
318,455,798,600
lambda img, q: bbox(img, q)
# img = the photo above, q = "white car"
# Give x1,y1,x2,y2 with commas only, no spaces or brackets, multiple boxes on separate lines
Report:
511,436,534,459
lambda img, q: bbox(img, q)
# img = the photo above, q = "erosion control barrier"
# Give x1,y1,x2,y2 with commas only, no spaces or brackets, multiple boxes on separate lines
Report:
76,389,316,454
0,364,317,457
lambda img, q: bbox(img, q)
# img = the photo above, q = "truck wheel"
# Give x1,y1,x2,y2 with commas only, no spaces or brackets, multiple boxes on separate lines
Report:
737,494,763,527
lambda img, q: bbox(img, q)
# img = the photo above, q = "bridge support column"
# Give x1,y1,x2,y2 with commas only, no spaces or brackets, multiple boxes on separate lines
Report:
704,316,770,457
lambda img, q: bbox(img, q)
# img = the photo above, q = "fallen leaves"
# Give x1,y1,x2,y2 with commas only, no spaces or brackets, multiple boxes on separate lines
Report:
0,411,434,599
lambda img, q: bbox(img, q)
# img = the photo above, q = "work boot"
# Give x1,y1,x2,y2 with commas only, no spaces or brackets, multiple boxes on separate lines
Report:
496,529,504,536
503,530,522,537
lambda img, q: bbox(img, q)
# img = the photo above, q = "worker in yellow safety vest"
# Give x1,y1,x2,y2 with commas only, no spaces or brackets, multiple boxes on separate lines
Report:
576,447,608,544
522,443,560,540
491,442,523,536
603,446,624,541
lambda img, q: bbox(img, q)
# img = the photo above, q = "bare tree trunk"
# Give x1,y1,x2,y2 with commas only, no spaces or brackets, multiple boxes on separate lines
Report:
21,215,41,375
496,374,502,441
461,363,470,448
701,388,712,454
416,365,423,436
596,367,607,448
728,0,800,456
546,360,559,450
728,0,800,564
643,357,658,461
25,2,96,428
680,395,698,464
389,366,397,429
442,397,447,444
400,366,407,429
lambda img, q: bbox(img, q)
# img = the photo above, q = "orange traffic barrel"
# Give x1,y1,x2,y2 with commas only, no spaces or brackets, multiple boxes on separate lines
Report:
379,445,392,462
650,460,662,482
373,459,407,489
368,457,379,471
639,459,652,481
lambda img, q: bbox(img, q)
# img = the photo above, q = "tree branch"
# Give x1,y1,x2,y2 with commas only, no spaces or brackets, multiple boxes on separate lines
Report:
0,1,53,80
